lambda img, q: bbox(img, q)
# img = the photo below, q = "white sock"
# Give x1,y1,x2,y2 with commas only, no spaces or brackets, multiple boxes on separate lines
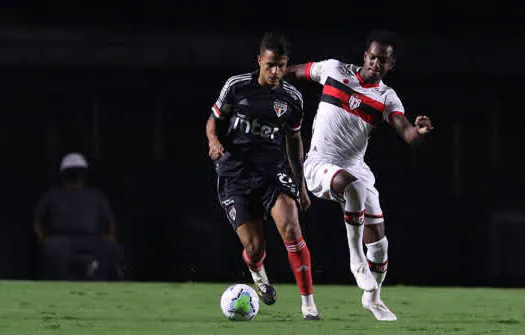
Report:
242,249,269,287
345,222,365,264
343,180,367,265
301,294,315,307
249,265,270,286
301,294,318,315
363,237,388,304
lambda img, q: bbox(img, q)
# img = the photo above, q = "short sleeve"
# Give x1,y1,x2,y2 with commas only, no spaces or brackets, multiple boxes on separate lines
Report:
211,76,239,119
283,83,303,132
304,59,341,85
384,89,405,124
287,104,303,132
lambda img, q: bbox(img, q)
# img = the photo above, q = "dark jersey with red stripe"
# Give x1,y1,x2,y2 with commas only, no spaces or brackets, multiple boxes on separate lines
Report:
211,71,303,177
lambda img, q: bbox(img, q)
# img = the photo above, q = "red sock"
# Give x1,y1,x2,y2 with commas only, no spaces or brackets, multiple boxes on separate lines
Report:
242,249,266,272
284,237,313,295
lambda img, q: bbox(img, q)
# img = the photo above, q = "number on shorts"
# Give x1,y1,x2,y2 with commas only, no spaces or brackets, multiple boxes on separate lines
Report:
277,173,292,185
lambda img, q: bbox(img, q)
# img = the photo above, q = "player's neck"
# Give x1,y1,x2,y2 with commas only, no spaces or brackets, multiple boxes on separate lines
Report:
257,75,279,89
357,68,380,85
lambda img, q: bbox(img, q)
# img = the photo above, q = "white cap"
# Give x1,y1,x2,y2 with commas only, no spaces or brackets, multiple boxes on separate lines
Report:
59,153,88,171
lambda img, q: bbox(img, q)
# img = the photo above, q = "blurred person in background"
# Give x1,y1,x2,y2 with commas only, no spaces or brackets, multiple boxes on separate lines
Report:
33,153,122,281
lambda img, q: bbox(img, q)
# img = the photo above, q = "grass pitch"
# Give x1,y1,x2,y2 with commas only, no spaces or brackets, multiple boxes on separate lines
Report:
0,281,523,334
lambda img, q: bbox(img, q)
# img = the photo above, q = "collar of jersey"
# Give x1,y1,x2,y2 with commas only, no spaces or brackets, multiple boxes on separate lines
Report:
251,70,283,90
356,67,382,88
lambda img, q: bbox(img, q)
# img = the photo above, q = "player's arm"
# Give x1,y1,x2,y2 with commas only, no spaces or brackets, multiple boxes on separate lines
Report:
390,114,433,145
284,89,310,211
286,63,310,80
385,90,433,145
206,77,235,160
286,60,335,83
285,129,311,211
285,130,305,185
206,105,231,160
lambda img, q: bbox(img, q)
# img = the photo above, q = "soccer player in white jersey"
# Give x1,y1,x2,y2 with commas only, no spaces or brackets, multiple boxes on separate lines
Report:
286,30,433,321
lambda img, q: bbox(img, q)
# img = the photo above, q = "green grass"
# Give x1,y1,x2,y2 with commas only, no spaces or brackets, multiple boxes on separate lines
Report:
0,281,523,334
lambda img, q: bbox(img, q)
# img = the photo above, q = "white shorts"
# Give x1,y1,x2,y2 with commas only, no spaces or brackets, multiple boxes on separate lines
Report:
304,158,384,225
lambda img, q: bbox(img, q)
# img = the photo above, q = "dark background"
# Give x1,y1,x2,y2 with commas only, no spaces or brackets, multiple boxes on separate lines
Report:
0,2,524,287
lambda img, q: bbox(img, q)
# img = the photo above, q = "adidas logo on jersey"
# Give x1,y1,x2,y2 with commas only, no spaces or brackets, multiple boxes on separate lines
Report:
239,98,249,106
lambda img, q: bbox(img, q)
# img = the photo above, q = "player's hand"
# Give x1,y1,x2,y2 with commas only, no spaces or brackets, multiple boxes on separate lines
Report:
298,185,311,212
208,139,224,160
415,115,433,135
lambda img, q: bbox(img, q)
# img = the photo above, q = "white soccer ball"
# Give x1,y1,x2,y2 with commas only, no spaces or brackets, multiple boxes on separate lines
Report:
220,284,260,321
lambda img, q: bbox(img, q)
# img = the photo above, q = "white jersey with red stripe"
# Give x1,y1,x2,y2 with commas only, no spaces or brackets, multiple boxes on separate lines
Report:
305,59,404,166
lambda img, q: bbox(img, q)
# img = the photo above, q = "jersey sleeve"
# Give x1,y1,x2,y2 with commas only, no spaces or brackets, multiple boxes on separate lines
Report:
384,89,405,124
211,77,236,119
287,105,303,132
282,83,304,132
304,59,341,85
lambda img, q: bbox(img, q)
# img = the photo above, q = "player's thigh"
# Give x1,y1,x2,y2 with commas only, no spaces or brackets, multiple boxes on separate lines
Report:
305,159,347,203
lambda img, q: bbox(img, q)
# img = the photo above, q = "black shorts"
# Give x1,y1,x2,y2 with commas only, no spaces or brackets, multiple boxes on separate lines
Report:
217,172,299,230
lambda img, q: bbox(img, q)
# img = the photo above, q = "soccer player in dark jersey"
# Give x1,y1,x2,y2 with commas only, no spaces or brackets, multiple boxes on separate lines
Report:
206,32,320,320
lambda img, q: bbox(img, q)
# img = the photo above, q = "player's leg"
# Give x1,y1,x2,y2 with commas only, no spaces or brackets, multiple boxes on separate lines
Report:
235,218,276,305
270,193,319,320
361,186,396,321
331,170,378,292
217,176,276,305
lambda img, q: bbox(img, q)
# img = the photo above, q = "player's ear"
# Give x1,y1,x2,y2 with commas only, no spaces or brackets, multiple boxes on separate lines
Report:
389,56,396,70
257,55,262,67
363,50,368,63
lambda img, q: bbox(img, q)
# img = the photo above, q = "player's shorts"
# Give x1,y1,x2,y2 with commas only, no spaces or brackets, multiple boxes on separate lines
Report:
304,158,384,225
217,172,299,230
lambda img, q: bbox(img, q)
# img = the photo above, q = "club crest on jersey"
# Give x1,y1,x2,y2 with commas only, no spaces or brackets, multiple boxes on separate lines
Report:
348,95,362,110
273,100,288,117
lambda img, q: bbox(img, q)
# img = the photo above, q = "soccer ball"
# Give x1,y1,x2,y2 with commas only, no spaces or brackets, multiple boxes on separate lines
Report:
220,284,259,321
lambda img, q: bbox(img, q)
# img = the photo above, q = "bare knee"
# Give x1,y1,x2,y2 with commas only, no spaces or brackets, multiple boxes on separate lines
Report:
364,222,385,244
272,195,301,241
281,219,301,241
331,170,358,198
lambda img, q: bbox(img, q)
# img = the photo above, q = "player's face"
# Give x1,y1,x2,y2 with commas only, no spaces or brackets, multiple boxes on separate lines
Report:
363,41,396,81
258,49,288,87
